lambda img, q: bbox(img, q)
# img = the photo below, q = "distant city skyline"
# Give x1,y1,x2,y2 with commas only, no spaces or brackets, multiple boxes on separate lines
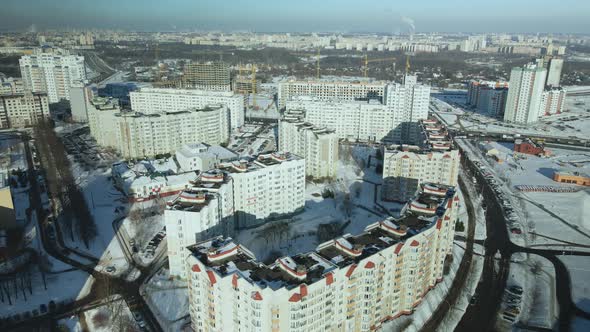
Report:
1,0,589,33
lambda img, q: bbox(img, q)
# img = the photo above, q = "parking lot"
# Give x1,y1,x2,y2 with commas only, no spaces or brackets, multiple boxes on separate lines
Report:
61,127,118,169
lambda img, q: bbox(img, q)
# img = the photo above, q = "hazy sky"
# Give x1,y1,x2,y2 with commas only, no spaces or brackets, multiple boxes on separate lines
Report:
1,0,589,33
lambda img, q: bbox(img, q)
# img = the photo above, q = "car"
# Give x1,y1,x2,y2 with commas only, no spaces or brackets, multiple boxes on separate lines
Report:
129,239,136,246
40,304,47,314
106,266,116,273
49,300,56,312
469,294,478,305
508,285,523,296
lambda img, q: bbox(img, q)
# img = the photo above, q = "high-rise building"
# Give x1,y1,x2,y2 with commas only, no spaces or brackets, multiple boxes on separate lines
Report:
69,82,93,122
466,80,509,117
503,64,547,124
279,110,339,179
0,76,24,95
545,57,564,87
0,93,50,129
382,118,460,202
540,87,567,116
19,50,87,103
183,61,231,91
129,88,245,129
185,184,459,332
278,80,387,109
87,97,230,159
286,75,430,143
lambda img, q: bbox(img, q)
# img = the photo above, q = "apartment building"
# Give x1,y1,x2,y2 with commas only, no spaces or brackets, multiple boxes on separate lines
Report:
503,63,547,124
166,153,306,277
279,110,338,179
185,184,459,332
183,62,231,91
0,76,24,95
382,119,460,202
130,88,245,129
69,81,93,122
540,87,567,116
0,93,50,129
285,77,429,143
19,50,86,103
466,80,509,117
545,57,564,87
278,79,387,109
217,153,305,229
87,97,230,159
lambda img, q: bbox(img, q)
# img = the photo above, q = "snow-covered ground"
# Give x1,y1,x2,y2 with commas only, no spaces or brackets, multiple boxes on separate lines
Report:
83,295,138,332
57,314,83,332
142,268,191,332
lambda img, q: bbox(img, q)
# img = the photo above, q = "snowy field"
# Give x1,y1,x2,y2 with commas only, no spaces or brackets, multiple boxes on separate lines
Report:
432,94,590,140
143,268,191,332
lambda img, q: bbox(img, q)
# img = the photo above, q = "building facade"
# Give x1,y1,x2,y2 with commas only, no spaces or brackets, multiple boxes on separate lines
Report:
129,88,244,129
0,93,50,129
278,80,387,109
279,110,338,179
466,80,509,117
545,57,564,87
540,87,566,116
69,82,93,122
87,97,230,159
19,50,86,103
382,119,460,202
175,143,238,172
186,184,459,332
503,64,547,124
183,62,231,91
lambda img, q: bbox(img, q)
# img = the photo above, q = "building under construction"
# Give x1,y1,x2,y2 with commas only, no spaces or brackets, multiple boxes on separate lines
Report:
183,61,231,91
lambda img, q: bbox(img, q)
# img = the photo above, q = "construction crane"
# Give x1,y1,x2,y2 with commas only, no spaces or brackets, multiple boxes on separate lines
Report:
316,48,321,79
251,64,257,108
362,55,397,78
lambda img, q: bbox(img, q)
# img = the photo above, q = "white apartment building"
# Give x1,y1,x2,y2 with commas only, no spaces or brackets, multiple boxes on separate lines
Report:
466,80,509,117
87,97,230,159
129,88,245,129
186,184,459,332
545,57,564,87
382,119,460,202
166,173,235,278
69,82,93,122
0,93,50,129
286,76,429,142
540,87,567,116
218,153,306,229
279,110,338,179
175,143,238,172
0,76,24,95
19,50,87,103
278,80,387,109
503,63,547,124
166,153,306,277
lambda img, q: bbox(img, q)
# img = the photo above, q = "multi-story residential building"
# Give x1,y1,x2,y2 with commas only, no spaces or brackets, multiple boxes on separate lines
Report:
0,93,50,129
503,63,547,124
185,184,459,332
540,87,567,116
382,119,460,202
69,81,93,122
183,61,231,91
129,88,244,129
175,143,238,172
166,153,306,277
217,153,305,229
466,80,509,117
286,76,430,143
0,76,24,95
279,110,338,179
19,49,86,103
545,57,564,87
87,96,230,159
278,79,387,109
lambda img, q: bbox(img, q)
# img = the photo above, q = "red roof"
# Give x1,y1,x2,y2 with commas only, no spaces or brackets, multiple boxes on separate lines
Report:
436,219,442,230
232,274,238,289
191,264,201,273
444,216,451,220
394,243,404,254
345,264,358,278
300,284,308,297
365,261,375,269
206,270,217,285
326,272,334,286
289,293,302,302
252,291,263,301
454,196,460,202
402,155,410,159
410,240,420,247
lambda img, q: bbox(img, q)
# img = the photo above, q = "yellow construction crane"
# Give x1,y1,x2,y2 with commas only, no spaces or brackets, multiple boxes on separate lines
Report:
362,55,397,78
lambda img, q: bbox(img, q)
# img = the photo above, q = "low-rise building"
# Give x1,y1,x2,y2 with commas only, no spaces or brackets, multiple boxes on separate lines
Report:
382,118,460,202
553,171,590,186
186,184,459,331
175,143,238,172
514,138,548,156
0,93,50,129
279,110,338,179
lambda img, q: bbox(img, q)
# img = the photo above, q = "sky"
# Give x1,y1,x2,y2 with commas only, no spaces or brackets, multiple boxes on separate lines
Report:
1,0,589,33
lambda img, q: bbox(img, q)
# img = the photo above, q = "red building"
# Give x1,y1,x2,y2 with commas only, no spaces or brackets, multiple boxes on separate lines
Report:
514,138,548,156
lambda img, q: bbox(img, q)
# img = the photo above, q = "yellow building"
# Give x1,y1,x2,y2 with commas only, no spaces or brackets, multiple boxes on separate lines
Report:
0,186,17,229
